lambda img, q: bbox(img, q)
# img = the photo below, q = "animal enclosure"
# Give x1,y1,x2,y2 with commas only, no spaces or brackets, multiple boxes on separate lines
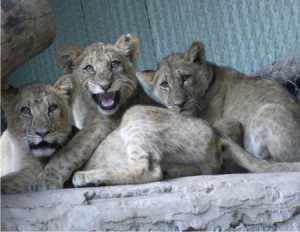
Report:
9,0,300,89
2,0,300,231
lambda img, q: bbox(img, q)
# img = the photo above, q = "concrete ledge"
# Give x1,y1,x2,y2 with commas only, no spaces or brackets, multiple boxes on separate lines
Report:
1,173,300,231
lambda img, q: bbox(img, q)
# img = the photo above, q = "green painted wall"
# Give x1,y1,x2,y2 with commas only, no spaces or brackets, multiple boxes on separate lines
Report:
10,0,300,87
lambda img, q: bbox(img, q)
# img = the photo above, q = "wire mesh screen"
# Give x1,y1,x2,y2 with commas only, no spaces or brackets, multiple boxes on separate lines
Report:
145,0,300,100
8,0,300,99
145,0,299,72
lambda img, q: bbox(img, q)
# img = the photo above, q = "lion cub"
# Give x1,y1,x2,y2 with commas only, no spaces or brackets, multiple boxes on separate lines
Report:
27,34,160,191
136,41,300,170
55,34,154,129
1,75,78,193
72,105,224,187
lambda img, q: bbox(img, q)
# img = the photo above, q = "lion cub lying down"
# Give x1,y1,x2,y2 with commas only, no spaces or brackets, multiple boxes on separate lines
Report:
1,76,78,193
136,41,300,167
73,100,299,188
72,106,224,187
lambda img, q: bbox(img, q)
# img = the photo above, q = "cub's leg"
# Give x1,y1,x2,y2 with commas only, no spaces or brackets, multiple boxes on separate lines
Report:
245,103,300,162
73,164,162,187
1,166,43,194
73,125,163,187
213,118,244,147
161,163,201,179
73,126,163,186
1,145,44,193
213,118,248,174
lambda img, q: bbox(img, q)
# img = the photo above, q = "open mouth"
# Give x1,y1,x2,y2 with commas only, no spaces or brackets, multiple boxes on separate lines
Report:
92,91,120,110
29,140,62,150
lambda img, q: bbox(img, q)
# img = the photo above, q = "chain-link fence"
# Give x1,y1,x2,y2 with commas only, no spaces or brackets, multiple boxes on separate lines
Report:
145,1,299,70
9,0,300,89
141,0,300,101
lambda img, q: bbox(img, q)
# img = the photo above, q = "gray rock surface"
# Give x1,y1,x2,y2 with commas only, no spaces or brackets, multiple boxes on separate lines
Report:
2,173,300,231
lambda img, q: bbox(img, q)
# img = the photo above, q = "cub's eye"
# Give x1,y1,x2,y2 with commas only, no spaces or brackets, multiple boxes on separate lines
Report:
160,81,169,89
48,104,58,113
83,65,95,73
182,75,190,83
110,60,120,69
21,107,31,116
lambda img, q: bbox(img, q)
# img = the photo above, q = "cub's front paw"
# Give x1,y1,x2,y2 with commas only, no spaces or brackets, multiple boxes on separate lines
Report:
72,171,88,187
1,175,27,194
28,171,63,192
72,171,105,187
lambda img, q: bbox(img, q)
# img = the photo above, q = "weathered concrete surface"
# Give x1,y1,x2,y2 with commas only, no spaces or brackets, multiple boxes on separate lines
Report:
1,173,300,231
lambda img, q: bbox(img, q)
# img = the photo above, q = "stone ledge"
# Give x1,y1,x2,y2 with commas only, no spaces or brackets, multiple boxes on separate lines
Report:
1,173,300,231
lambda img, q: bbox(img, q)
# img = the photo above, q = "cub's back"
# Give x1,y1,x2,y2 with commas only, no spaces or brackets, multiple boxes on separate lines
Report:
211,73,300,122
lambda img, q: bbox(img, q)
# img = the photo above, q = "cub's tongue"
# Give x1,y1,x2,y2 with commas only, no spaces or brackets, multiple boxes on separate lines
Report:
97,92,116,107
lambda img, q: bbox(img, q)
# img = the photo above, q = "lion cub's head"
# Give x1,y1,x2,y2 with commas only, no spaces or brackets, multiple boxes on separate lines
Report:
56,34,141,116
2,75,76,158
137,41,213,116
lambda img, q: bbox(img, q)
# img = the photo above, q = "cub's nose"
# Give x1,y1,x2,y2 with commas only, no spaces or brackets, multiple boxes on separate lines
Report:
100,82,112,91
174,99,186,108
34,130,50,137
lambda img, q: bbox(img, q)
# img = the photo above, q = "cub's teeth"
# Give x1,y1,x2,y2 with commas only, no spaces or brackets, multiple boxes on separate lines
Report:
102,99,115,107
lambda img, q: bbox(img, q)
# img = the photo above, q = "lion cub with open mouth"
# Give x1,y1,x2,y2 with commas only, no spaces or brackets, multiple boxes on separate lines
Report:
30,34,160,191
1,76,78,193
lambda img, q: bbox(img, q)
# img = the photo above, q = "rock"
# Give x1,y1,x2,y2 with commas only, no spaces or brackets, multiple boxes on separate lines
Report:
1,173,300,231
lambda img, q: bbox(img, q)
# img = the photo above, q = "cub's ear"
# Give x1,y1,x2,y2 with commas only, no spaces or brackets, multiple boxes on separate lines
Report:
54,75,78,106
1,75,10,92
1,76,19,108
55,45,82,74
184,41,206,64
114,34,141,65
136,70,155,89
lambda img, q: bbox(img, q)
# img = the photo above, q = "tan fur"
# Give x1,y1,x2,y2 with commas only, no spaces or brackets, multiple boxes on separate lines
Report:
1,75,77,193
31,39,300,190
136,41,300,172
72,106,223,187
72,41,299,187
30,35,158,191
73,48,299,187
